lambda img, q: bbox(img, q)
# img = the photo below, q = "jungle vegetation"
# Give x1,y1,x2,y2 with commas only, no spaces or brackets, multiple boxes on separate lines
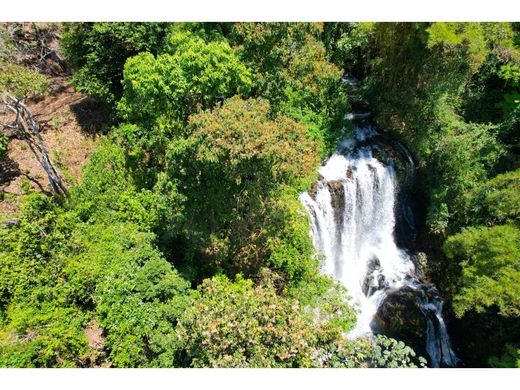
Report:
0,22,518,368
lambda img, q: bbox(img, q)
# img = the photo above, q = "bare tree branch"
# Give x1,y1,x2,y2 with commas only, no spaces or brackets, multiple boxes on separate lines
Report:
0,94,67,196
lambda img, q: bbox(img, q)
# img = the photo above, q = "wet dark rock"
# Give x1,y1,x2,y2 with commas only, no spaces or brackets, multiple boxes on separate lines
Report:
309,182,319,201
327,180,345,225
346,166,353,179
308,174,325,200
374,286,428,357
354,134,415,188
327,180,343,194
362,257,388,297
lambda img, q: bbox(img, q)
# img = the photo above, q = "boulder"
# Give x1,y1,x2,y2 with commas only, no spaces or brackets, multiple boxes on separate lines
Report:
374,286,427,357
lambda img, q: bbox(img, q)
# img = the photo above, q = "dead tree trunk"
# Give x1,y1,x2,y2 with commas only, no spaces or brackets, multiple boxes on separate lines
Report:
1,95,67,195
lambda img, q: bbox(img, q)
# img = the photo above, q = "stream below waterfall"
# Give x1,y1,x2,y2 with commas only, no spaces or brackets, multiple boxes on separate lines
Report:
300,127,459,368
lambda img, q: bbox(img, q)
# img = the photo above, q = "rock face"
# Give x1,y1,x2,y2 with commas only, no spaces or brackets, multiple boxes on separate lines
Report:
374,286,428,357
327,180,345,225
308,174,324,200
411,251,429,280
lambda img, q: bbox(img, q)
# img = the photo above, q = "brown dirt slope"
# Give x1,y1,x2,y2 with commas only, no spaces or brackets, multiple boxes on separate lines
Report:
0,77,106,218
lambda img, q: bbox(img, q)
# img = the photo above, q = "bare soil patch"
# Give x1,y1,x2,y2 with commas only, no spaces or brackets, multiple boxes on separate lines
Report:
0,77,107,218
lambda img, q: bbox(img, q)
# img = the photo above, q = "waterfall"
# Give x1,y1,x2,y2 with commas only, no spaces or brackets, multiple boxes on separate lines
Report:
300,127,458,368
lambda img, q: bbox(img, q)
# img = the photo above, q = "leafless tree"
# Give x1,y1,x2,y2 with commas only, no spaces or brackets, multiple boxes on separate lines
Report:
1,94,67,195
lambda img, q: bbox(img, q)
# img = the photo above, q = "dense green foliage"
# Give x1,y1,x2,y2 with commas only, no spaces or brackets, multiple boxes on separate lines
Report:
115,32,253,170
4,22,519,368
70,141,183,235
118,32,252,127
0,138,188,367
61,22,173,105
444,224,520,317
166,96,320,278
470,168,520,226
424,113,504,234
489,344,520,368
0,192,190,367
228,23,349,151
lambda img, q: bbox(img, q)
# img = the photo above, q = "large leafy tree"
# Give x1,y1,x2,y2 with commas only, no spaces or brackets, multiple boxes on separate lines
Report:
118,31,252,126
115,31,252,165
176,274,316,368
166,96,320,277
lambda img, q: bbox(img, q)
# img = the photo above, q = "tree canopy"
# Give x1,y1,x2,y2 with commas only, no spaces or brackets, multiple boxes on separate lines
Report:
2,21,519,368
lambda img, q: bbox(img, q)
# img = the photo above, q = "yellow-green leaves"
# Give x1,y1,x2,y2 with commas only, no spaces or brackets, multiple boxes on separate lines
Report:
0,63,48,100
118,32,252,127
427,23,514,71
444,224,520,318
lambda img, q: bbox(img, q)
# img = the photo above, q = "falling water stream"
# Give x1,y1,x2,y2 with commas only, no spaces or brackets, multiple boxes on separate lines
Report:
300,127,459,367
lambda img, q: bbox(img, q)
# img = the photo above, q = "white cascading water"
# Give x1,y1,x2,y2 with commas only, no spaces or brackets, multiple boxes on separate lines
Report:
300,128,458,367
